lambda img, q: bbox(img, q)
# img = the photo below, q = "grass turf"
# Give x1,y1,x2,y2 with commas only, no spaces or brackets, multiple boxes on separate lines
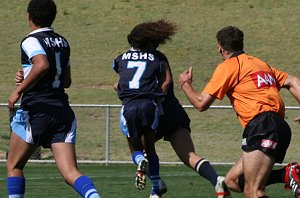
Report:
0,163,294,197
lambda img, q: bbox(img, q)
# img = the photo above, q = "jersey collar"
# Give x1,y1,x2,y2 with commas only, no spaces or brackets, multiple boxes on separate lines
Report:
28,27,54,35
230,50,244,58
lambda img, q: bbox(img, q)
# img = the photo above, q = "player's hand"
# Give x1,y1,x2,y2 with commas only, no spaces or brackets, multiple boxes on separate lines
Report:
294,116,300,124
8,90,21,109
15,69,24,86
179,67,193,88
113,82,119,91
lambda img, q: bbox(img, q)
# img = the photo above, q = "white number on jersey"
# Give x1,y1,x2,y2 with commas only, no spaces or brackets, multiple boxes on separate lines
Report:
127,61,146,89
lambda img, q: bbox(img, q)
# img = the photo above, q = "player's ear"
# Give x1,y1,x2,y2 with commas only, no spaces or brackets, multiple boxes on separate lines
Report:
219,46,225,55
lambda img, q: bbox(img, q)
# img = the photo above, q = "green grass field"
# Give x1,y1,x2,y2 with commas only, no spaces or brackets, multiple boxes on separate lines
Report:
0,1,300,196
0,163,294,197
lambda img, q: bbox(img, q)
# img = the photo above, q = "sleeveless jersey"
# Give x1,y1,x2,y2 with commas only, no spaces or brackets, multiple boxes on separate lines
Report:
20,28,70,107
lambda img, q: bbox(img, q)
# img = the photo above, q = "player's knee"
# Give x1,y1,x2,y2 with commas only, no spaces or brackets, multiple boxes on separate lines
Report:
224,176,243,193
224,177,235,190
243,183,255,197
60,169,82,185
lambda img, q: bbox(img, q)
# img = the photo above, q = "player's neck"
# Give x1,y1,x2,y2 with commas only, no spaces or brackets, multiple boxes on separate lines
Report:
29,22,41,31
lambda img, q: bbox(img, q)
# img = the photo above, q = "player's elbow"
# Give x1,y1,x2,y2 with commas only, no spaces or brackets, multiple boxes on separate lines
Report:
194,103,209,112
64,79,71,88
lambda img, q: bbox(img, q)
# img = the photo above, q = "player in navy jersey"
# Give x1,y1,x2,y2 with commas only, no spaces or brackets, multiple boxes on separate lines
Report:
113,20,173,194
6,1,101,197
150,50,231,198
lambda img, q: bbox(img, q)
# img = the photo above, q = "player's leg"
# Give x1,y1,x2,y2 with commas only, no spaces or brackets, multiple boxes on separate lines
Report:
168,128,200,167
51,142,101,198
6,132,37,198
121,101,151,190
242,150,274,198
144,129,163,197
226,158,300,198
224,157,244,192
126,134,149,190
7,109,38,197
169,128,230,197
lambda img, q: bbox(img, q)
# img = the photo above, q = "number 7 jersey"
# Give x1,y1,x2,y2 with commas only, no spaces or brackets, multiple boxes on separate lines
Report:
20,27,70,107
113,48,167,104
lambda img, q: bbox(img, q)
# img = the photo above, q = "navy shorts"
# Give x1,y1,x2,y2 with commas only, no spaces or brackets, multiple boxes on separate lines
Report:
11,104,76,148
155,102,191,141
120,99,158,138
242,111,291,163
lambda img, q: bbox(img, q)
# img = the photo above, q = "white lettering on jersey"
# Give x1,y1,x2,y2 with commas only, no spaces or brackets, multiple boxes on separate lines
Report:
121,52,155,61
251,71,277,89
43,37,68,48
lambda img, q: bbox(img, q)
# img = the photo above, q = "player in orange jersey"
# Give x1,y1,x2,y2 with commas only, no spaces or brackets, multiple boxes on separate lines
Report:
179,26,300,198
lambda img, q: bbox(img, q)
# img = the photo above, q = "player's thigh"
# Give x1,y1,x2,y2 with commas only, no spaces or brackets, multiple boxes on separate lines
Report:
7,132,37,175
242,150,274,188
169,128,200,165
51,142,82,184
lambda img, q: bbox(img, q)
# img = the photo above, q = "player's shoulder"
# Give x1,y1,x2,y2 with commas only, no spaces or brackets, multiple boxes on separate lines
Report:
21,36,40,49
154,50,168,60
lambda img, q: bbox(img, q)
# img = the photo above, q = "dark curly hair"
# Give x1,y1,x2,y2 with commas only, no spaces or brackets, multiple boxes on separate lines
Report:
216,26,244,52
127,19,177,50
27,0,57,27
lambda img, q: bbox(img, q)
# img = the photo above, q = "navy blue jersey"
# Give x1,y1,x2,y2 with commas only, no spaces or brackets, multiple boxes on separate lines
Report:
154,53,191,139
20,28,70,108
156,52,182,110
113,48,166,104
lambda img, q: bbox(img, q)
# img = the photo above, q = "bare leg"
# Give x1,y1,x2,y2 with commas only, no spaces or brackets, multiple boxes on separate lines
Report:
51,142,101,197
225,157,244,192
51,142,82,185
7,132,37,177
242,150,274,198
168,128,229,198
168,128,201,168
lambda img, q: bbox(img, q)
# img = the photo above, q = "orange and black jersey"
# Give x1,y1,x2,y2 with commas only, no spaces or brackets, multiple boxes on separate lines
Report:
203,52,288,127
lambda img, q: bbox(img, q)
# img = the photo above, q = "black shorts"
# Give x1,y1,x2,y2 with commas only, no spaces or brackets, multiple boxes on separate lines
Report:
155,103,191,141
120,99,157,138
242,111,291,163
11,104,76,148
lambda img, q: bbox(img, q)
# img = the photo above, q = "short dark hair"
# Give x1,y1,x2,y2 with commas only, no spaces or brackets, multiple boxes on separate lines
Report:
216,26,244,52
27,0,57,27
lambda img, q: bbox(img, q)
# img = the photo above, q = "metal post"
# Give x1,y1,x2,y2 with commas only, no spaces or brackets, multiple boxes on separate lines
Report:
105,104,111,165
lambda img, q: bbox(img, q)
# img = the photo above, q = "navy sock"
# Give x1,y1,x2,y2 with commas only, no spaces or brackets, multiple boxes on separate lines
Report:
7,176,25,198
238,175,245,192
148,154,160,195
266,168,285,185
73,175,101,198
194,158,218,186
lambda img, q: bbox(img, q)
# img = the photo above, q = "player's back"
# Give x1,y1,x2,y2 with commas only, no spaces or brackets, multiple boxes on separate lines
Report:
113,48,165,104
20,28,70,107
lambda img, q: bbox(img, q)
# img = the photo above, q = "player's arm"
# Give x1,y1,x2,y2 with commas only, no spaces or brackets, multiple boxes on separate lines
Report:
15,69,24,86
179,67,216,111
113,82,119,92
282,74,300,123
8,54,49,109
159,62,172,93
